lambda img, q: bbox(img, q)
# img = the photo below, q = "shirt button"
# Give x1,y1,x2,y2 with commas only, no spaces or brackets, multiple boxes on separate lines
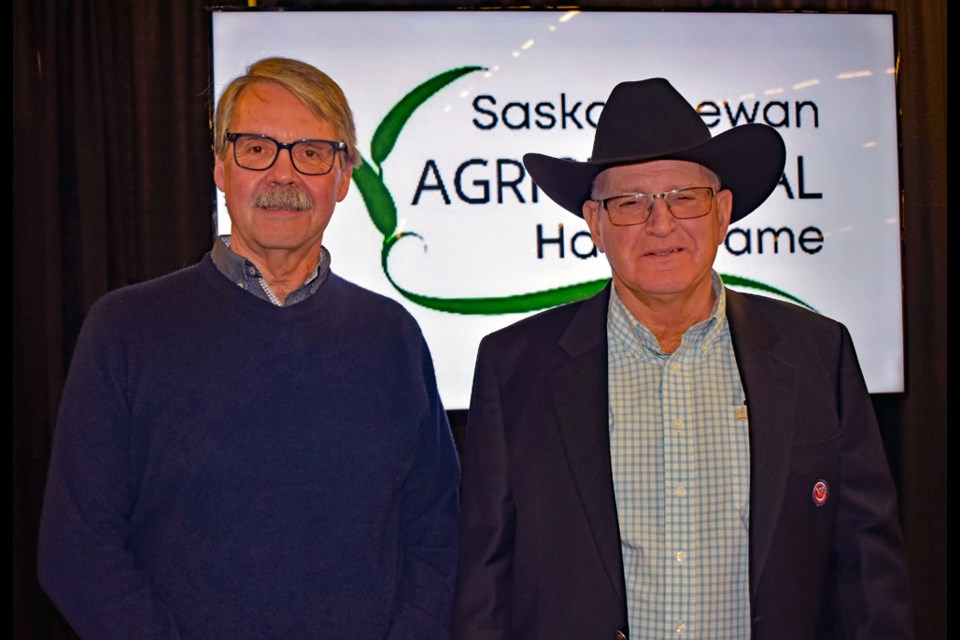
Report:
676,550,687,563
675,620,686,634
671,362,680,372
673,420,684,430
675,484,686,497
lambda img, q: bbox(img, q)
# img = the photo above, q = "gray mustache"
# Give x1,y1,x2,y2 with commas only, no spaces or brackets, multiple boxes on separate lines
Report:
250,186,313,211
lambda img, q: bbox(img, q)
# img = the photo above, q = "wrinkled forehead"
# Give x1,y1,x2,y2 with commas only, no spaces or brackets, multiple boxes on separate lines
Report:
233,82,301,118
231,82,335,137
594,160,720,194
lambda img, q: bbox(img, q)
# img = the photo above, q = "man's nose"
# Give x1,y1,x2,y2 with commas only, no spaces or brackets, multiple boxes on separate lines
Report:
268,147,300,181
645,197,677,235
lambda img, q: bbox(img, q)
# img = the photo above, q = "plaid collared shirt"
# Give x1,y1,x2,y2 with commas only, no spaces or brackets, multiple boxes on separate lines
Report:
608,275,751,639
211,236,330,307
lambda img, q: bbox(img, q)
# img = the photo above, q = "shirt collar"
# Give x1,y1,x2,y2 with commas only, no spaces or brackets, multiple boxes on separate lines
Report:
608,272,728,356
210,235,330,306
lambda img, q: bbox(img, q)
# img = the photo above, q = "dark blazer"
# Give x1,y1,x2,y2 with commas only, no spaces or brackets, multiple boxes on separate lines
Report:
453,286,912,640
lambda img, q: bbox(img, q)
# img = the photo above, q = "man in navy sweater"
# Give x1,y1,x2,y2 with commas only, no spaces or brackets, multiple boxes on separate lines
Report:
39,57,460,639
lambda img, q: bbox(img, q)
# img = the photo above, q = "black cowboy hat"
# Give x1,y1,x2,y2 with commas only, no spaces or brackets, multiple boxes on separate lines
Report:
522,78,786,223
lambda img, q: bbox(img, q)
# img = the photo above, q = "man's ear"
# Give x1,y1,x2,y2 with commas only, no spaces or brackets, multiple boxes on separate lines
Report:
582,199,606,254
336,165,353,202
715,188,733,242
214,154,226,193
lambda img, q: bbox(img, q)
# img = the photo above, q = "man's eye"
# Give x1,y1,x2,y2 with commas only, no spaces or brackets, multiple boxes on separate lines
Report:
299,143,329,159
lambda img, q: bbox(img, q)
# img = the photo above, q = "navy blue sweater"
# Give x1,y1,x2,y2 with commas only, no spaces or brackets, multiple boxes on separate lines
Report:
39,254,460,639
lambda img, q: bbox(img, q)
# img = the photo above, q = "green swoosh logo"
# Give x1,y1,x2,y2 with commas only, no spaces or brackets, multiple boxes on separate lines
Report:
380,232,610,315
721,274,816,311
352,68,816,316
352,159,397,237
370,66,486,171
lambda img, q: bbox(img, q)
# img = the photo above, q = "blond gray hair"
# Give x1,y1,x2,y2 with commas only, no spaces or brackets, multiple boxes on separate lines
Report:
214,57,360,167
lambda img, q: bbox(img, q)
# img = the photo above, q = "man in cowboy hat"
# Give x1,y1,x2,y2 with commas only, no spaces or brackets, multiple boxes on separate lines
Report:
453,79,911,639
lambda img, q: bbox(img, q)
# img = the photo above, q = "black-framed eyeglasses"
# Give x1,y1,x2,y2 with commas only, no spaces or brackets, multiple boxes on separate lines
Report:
596,186,717,226
226,132,347,176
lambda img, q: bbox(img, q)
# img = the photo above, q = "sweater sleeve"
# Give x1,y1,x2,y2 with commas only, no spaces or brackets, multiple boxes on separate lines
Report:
38,299,181,640
386,335,461,640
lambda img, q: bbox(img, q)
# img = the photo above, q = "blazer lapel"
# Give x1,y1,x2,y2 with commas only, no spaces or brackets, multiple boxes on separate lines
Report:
548,287,627,609
544,287,799,609
726,289,800,600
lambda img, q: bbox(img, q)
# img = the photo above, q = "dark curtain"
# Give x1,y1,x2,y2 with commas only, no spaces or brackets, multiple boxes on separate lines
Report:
12,1,946,638
13,1,220,636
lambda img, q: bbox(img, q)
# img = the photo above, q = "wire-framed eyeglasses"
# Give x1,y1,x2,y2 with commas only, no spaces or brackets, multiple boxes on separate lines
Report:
226,132,347,176
595,186,717,226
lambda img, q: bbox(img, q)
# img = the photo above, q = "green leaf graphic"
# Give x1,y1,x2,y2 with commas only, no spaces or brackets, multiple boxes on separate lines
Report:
370,66,486,169
720,274,816,311
352,159,397,236
392,278,611,315
353,67,816,317
381,233,609,315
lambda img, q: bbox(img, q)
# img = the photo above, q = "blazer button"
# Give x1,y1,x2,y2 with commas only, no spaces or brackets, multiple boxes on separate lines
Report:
616,630,628,640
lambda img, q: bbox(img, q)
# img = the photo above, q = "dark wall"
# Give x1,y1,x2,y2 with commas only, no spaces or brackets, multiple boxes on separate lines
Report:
13,1,945,638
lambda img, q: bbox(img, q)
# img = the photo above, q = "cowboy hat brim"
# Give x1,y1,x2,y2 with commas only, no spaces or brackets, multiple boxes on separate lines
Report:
523,122,786,224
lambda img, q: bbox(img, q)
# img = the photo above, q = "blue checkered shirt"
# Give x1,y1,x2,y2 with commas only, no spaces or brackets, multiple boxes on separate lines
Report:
608,274,751,639
211,236,329,306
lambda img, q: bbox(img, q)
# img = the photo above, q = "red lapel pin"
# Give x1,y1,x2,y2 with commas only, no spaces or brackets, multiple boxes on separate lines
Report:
812,480,829,507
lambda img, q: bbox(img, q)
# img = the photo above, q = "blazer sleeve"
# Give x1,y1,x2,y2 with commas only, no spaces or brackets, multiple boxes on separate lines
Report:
825,325,913,638
453,337,516,640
